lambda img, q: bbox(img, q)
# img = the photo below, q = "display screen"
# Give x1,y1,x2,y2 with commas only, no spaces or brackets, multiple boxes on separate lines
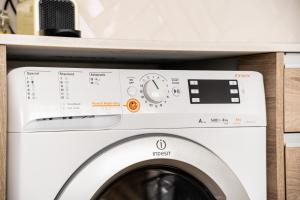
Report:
188,79,240,104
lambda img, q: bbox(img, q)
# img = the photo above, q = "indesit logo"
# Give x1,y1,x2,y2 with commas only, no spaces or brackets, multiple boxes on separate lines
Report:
153,139,171,157
156,139,167,150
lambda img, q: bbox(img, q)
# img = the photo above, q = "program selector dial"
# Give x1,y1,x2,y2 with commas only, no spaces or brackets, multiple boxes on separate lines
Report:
140,74,169,105
143,79,168,103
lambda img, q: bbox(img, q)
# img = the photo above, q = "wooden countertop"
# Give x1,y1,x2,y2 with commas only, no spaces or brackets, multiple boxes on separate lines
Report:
1,34,300,61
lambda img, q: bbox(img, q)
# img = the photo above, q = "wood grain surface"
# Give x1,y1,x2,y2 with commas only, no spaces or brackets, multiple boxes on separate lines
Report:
239,53,285,200
285,147,300,200
284,68,300,132
0,45,7,200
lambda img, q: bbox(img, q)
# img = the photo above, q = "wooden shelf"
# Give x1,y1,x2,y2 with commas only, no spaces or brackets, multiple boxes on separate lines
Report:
1,34,300,61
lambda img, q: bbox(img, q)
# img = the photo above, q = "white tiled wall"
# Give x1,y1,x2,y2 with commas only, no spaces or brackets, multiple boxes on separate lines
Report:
2,0,300,43
78,0,300,42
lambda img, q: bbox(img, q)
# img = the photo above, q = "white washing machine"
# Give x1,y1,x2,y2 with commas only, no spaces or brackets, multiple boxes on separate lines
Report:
7,67,266,200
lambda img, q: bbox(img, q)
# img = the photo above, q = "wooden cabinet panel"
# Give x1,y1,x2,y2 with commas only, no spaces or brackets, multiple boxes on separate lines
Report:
284,68,300,132
239,53,285,200
286,147,300,200
0,45,7,200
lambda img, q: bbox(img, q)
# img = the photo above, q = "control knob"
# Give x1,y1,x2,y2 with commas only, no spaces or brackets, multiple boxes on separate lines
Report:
143,79,168,104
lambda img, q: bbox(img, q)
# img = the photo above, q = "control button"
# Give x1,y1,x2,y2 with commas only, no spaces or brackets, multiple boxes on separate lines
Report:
191,89,199,94
231,98,240,103
127,86,137,97
172,87,181,97
190,80,198,85
229,81,237,85
230,89,239,94
192,98,200,103
126,98,140,112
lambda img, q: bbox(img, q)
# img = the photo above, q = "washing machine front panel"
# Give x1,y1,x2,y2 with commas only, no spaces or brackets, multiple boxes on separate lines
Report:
56,134,249,200
8,127,265,200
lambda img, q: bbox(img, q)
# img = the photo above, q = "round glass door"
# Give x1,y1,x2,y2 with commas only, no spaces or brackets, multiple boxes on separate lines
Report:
95,167,216,200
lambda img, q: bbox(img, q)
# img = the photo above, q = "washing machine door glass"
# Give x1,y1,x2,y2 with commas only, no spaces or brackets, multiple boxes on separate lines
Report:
96,167,216,200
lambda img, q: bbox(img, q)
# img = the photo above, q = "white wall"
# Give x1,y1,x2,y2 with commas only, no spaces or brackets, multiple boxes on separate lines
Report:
2,0,300,43
78,0,300,43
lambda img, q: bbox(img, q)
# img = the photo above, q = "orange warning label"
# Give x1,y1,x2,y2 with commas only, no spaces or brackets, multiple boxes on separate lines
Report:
92,102,120,107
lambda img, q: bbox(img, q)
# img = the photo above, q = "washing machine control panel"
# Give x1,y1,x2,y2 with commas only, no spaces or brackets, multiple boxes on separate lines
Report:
8,67,266,131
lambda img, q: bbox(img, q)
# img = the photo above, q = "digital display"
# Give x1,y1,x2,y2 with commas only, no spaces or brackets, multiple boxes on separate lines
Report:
188,80,240,104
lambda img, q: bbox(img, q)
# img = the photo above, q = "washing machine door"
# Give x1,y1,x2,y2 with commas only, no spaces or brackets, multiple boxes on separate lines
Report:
55,134,250,200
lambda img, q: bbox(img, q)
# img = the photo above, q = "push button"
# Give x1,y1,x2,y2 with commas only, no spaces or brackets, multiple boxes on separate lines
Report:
231,98,240,103
192,98,200,103
126,98,140,112
172,87,181,97
191,89,199,94
190,80,198,85
127,86,137,97
229,81,237,86
230,89,238,94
